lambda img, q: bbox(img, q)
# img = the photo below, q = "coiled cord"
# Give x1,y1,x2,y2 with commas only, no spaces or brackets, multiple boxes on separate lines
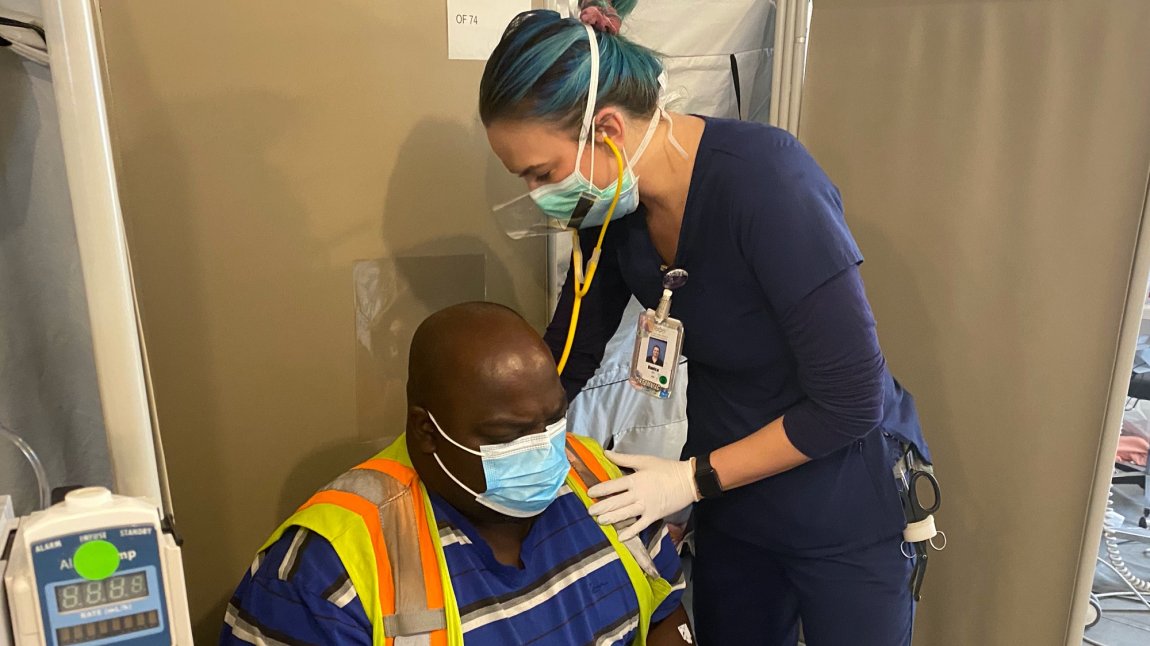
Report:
1102,485,1150,593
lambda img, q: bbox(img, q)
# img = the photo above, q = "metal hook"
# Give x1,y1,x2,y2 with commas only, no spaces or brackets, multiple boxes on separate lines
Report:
901,541,916,559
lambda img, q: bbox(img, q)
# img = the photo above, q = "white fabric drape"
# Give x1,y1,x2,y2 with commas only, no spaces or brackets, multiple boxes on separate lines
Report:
625,0,775,122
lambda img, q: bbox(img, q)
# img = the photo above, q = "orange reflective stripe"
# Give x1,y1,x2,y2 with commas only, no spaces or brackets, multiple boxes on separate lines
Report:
299,490,396,646
411,480,448,646
566,465,588,494
566,435,610,483
359,456,448,641
357,458,417,487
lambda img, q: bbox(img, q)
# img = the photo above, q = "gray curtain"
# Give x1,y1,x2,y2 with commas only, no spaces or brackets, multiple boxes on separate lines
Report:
801,1,1150,643
0,1,110,516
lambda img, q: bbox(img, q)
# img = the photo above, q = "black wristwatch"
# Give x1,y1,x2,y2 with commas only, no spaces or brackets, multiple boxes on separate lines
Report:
693,453,724,499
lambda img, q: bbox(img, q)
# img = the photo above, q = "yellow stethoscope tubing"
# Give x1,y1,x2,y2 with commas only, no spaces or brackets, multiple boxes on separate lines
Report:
555,134,625,375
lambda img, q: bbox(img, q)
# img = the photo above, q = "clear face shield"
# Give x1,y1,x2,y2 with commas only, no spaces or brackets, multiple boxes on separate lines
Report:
492,192,597,240
490,20,606,240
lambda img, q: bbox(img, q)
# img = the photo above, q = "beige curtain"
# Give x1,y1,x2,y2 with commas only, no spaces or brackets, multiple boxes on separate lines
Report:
800,1,1150,644
93,1,546,639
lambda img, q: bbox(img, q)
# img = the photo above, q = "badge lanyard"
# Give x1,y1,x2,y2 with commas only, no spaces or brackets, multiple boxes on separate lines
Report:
629,269,688,398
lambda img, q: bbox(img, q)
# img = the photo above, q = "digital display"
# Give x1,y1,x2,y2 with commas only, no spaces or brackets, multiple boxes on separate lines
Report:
55,610,160,645
54,572,149,613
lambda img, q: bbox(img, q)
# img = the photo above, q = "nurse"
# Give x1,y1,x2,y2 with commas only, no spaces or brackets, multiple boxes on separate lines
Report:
480,2,933,645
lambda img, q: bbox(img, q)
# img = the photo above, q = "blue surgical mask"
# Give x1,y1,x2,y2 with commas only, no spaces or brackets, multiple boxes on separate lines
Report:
428,412,570,518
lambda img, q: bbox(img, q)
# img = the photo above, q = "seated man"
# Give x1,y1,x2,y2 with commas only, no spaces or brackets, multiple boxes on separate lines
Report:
221,302,690,645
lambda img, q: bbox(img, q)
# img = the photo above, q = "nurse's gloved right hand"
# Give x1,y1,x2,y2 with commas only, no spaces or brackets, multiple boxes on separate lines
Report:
586,451,700,542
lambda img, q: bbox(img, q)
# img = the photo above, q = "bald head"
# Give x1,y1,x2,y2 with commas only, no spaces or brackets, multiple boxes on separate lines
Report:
405,302,568,521
407,302,556,412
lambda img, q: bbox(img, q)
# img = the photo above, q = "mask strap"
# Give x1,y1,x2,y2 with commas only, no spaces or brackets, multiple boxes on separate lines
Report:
574,24,601,177
629,104,664,166
433,452,484,499
629,72,689,165
427,411,482,456
656,72,690,160
664,113,688,159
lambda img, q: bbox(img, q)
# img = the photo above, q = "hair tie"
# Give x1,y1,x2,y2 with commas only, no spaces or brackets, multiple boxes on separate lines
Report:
578,0,621,35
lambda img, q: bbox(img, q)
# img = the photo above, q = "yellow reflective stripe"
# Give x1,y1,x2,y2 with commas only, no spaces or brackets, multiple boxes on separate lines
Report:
260,501,386,645
569,434,625,480
564,441,601,494
566,434,674,645
378,436,464,646
417,483,465,646
257,433,663,646
327,467,437,638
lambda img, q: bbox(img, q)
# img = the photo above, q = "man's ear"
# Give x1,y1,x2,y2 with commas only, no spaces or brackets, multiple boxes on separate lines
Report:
407,406,438,454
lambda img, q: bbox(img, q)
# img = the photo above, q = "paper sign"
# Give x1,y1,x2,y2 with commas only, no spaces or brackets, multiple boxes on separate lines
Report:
446,0,530,60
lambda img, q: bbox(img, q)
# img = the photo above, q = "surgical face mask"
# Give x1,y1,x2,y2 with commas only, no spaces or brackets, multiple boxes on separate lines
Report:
527,108,662,230
428,412,570,518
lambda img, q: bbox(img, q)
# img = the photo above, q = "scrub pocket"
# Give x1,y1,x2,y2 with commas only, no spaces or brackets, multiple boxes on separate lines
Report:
863,430,914,537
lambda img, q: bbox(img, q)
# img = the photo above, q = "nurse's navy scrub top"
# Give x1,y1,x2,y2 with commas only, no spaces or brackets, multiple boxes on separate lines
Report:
545,117,931,555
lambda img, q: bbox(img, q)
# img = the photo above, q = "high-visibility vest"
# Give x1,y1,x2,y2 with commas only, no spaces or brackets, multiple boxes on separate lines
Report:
259,433,675,646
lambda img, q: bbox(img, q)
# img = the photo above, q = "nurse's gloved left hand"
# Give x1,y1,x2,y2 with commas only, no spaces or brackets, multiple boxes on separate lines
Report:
587,451,700,542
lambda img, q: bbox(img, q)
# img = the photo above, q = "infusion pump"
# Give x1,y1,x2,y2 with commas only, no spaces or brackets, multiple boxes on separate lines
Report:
2,489,191,645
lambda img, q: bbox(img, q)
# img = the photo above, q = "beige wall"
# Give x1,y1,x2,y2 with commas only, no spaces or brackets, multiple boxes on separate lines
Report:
90,0,1150,642
94,0,546,639
800,1,1150,644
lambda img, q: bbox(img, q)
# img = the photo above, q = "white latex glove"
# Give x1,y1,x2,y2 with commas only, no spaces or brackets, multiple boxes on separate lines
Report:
587,450,700,542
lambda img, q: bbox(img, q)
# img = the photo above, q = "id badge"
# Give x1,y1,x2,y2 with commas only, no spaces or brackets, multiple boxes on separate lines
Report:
629,308,684,398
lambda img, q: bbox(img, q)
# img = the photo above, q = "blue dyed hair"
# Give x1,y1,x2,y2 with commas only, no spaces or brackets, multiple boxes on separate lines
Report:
479,1,662,133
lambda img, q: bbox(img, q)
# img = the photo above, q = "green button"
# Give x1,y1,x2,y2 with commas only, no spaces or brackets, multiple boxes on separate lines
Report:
659,376,668,385
74,540,120,581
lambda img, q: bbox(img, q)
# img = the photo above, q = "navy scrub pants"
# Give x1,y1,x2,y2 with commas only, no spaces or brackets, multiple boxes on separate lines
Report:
691,527,914,646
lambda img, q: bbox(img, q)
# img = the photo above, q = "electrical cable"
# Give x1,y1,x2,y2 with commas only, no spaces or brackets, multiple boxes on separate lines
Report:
0,15,49,65
0,16,45,43
0,421,51,510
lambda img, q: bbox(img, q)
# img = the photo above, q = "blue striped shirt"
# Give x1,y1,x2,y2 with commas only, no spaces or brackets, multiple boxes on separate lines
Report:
221,488,683,645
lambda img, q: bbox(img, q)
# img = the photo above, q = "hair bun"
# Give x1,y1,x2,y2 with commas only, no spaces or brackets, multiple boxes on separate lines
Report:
578,1,622,35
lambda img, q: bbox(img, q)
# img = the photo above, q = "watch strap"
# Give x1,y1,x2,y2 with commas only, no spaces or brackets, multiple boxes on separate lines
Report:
693,453,724,499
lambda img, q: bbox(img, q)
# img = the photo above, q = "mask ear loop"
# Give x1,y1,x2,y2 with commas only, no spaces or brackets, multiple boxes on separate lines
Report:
433,452,485,499
427,411,481,456
427,410,489,500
